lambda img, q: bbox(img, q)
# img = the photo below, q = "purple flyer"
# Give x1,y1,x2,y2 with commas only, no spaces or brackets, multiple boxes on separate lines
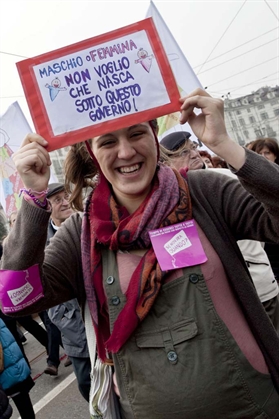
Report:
149,220,207,271
0,264,44,313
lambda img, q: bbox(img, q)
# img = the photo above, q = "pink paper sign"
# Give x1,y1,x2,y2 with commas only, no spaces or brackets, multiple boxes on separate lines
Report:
0,265,44,313
149,220,207,271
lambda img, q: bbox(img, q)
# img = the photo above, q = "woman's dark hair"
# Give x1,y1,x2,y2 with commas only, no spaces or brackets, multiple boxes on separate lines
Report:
149,119,158,131
64,140,97,211
211,156,228,168
250,138,279,164
64,119,159,211
199,150,213,165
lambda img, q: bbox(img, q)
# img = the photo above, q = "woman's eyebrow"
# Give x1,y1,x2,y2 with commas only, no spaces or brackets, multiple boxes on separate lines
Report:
127,124,146,131
95,124,147,143
94,134,113,143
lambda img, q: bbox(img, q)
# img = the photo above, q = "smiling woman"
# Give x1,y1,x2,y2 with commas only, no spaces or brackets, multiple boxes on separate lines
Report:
1,89,279,419
89,122,158,213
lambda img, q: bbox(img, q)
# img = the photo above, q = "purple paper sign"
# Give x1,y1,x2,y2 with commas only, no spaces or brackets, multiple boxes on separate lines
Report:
0,264,44,313
149,220,207,271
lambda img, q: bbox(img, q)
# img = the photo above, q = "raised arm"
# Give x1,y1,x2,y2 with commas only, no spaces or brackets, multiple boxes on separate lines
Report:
0,134,82,315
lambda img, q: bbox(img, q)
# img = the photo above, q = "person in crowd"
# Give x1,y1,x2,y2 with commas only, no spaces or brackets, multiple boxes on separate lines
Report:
250,137,279,164
245,141,255,150
159,131,205,170
160,130,192,151
38,310,65,376
48,298,91,401
211,155,228,168
8,212,17,230
0,310,31,369
46,183,91,398
0,248,31,369
198,150,214,168
0,317,35,419
160,134,279,333
36,184,72,377
1,89,279,418
0,384,13,419
250,137,279,282
7,211,54,370
8,210,70,376
16,324,27,345
17,315,48,353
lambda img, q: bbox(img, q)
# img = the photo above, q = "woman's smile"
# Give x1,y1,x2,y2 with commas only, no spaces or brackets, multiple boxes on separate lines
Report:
117,163,142,174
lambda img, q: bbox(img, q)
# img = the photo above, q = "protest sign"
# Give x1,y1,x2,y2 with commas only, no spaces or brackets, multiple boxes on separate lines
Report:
17,18,180,151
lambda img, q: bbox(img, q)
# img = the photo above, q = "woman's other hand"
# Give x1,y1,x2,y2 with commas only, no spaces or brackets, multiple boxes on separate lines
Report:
12,133,51,191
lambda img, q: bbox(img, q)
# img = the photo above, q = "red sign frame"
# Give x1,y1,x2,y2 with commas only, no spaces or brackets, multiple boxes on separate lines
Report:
17,18,180,151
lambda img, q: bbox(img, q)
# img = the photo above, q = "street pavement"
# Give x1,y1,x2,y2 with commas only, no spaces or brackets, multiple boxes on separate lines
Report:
10,318,90,419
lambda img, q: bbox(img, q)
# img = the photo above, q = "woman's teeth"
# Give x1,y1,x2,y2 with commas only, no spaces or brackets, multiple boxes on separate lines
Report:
119,164,141,174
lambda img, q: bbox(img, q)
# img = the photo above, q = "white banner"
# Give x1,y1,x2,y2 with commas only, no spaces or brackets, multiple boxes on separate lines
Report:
0,102,57,215
146,1,202,140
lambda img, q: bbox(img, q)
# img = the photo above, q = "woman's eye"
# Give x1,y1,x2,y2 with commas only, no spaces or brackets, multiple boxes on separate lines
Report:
101,140,115,147
131,131,144,138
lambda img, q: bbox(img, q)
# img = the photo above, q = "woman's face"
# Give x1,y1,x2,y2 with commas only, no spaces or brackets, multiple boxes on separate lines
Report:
258,146,277,163
202,157,213,168
92,123,157,212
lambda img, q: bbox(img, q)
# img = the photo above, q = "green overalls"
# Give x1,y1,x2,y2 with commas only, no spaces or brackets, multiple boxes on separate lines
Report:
102,249,279,419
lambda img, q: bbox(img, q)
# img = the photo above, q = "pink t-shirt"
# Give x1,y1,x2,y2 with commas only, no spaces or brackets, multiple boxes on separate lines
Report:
116,223,268,374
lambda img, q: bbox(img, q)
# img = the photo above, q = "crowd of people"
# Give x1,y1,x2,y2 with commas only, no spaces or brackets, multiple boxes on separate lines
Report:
0,88,278,418
0,184,92,417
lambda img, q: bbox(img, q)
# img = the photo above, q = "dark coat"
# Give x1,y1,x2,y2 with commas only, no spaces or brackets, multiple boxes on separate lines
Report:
0,385,12,419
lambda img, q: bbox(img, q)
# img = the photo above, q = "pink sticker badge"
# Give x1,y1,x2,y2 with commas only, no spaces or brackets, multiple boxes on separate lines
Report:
0,264,44,313
149,220,207,271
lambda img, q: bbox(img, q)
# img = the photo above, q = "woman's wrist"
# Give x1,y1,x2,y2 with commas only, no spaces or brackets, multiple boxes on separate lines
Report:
19,188,49,209
207,137,246,170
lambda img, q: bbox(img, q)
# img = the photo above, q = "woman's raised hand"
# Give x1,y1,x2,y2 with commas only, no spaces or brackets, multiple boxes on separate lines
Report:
180,89,245,169
12,133,51,191
179,88,229,147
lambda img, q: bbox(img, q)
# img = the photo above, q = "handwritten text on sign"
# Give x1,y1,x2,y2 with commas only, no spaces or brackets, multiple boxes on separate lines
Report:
17,19,180,151
34,30,168,135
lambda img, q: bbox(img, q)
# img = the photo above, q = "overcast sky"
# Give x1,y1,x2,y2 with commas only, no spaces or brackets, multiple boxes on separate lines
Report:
0,0,278,129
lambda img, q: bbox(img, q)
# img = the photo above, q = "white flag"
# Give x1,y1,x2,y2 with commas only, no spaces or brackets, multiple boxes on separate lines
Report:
146,1,202,139
0,102,57,215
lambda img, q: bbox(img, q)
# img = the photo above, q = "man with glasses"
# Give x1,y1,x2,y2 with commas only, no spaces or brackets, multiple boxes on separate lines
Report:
160,131,205,170
43,183,91,401
46,183,73,231
39,183,73,376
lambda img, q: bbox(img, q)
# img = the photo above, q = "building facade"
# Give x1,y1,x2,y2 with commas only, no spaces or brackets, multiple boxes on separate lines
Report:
50,146,70,183
224,85,279,146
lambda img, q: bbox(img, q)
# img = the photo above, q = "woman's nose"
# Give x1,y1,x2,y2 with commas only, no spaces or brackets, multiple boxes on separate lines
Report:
117,139,136,159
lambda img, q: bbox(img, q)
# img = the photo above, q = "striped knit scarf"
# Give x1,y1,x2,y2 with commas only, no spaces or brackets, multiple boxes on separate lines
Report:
81,164,192,361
